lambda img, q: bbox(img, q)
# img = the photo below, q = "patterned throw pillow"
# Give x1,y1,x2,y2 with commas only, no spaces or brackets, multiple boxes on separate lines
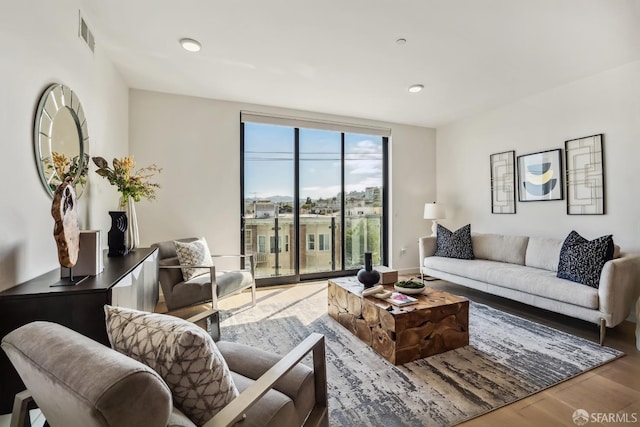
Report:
434,224,475,259
104,306,239,425
557,230,614,288
174,238,213,281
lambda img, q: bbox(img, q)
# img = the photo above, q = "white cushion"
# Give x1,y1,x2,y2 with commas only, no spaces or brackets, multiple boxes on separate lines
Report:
525,236,564,271
174,237,213,281
471,233,529,265
104,306,239,425
486,265,599,309
424,257,598,309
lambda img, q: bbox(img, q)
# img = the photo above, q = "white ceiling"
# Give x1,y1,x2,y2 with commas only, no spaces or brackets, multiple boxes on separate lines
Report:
84,0,640,128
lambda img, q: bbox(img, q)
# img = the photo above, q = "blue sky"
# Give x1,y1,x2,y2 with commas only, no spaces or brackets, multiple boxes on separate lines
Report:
244,123,382,200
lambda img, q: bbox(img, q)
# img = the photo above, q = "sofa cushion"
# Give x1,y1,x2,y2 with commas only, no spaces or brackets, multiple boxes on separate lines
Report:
434,224,474,259
175,237,213,281
486,264,599,309
230,372,298,427
168,407,197,427
423,257,499,283
557,231,614,288
472,233,529,265
525,236,563,271
217,340,315,426
104,306,239,425
424,257,599,309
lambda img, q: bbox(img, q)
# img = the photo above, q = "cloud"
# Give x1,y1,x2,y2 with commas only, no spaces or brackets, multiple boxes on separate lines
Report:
349,161,382,176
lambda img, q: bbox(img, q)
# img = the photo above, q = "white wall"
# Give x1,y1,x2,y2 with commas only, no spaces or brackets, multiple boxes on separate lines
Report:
436,61,640,252
129,90,436,273
0,1,129,291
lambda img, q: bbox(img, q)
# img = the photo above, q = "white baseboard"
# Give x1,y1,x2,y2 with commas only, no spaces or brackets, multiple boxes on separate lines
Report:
396,267,421,276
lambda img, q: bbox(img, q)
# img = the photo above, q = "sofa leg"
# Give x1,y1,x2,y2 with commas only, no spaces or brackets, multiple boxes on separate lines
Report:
599,318,606,346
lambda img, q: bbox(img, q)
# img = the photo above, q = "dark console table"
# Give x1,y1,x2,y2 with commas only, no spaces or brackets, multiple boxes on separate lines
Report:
0,247,159,414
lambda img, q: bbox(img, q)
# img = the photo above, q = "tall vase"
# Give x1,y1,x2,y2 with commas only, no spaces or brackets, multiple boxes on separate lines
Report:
122,196,139,251
108,211,128,257
357,252,380,289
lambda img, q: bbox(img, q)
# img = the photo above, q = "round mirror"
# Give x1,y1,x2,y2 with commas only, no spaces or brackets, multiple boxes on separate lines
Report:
34,83,89,198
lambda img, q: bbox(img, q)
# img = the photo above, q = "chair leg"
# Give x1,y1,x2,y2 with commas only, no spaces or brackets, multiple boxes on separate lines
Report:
251,282,257,307
11,390,33,427
212,294,219,310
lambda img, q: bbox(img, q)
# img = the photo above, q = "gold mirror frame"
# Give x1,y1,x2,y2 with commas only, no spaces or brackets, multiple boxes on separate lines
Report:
34,83,89,198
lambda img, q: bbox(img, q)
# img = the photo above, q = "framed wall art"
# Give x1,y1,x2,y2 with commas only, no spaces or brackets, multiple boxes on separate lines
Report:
490,150,516,214
565,134,604,215
517,149,563,202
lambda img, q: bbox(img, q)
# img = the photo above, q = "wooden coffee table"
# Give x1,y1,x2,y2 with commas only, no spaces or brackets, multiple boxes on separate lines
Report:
328,276,469,365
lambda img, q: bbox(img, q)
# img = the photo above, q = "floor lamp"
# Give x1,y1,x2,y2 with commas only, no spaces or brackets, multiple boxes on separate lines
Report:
424,202,446,237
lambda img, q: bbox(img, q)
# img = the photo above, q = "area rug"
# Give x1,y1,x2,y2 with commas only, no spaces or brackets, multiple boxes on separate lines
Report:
218,286,623,427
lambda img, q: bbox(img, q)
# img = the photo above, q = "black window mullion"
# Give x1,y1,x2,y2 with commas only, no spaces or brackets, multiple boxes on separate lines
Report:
240,121,246,270
293,128,300,280
340,132,346,271
382,136,389,267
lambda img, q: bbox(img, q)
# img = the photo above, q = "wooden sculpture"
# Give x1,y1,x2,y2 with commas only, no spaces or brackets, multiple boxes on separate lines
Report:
52,177,80,268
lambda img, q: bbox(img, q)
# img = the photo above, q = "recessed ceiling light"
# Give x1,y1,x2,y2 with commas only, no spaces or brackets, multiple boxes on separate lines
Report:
179,38,201,52
408,84,424,93
396,38,407,45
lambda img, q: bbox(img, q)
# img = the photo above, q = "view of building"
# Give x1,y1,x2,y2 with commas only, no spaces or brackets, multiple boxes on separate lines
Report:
244,188,382,279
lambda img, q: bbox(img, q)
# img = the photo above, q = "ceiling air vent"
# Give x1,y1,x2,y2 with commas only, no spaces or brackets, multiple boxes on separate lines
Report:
78,12,95,52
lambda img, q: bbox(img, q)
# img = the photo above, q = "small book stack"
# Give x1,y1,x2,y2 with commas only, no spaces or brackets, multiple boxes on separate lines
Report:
385,292,418,307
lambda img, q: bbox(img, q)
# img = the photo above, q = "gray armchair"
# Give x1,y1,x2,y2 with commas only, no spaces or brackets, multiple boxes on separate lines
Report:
151,238,257,312
2,321,328,427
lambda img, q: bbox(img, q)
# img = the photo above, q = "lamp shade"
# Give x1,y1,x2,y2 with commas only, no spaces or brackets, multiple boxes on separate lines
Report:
423,202,446,220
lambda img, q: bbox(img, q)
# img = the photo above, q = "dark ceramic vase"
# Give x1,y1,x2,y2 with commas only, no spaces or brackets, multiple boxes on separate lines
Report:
108,211,128,257
357,252,380,288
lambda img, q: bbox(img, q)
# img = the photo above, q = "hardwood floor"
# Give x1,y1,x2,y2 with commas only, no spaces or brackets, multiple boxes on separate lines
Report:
210,278,639,427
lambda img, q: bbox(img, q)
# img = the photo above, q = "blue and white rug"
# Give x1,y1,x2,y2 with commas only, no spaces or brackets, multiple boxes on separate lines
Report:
219,285,623,427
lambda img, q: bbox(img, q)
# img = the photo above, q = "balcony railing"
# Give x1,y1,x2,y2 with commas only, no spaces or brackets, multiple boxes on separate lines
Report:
243,214,382,279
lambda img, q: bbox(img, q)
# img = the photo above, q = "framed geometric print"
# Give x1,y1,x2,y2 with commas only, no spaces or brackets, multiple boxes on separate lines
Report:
517,149,563,202
565,134,604,215
490,150,516,214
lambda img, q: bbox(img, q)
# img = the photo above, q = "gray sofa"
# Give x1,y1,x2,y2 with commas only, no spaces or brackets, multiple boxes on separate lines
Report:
419,232,640,343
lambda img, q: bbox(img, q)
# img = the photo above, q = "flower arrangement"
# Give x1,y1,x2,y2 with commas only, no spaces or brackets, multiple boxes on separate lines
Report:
92,156,162,207
44,152,89,191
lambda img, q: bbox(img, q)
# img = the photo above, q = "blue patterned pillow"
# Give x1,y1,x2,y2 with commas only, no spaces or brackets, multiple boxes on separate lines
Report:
434,224,474,259
557,230,614,288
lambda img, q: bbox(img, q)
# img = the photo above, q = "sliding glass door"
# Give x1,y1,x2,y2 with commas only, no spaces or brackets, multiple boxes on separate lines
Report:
299,128,342,276
344,133,384,269
242,123,296,282
242,118,387,286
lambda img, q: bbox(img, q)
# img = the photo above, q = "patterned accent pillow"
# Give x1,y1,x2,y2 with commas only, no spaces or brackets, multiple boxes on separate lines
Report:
557,230,614,288
434,224,475,259
104,306,239,425
174,238,213,281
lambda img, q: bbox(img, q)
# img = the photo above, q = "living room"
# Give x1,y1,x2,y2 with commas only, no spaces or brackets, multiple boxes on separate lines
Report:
1,1,639,426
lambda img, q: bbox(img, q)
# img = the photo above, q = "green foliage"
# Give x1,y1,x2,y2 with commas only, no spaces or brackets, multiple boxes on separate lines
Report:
345,216,381,267
92,156,162,207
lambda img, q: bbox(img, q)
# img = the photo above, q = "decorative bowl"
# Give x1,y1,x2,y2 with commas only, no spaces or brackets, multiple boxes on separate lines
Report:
393,281,425,295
